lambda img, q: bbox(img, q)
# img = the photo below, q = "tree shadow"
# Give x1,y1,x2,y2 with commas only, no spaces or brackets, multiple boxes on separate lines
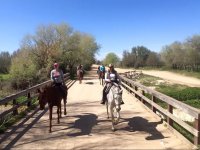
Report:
121,116,165,140
67,113,98,136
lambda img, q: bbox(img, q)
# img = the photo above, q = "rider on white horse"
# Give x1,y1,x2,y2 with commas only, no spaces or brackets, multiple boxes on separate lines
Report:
100,64,124,105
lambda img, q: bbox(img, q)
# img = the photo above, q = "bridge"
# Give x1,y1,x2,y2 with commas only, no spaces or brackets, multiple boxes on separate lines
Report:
0,65,199,149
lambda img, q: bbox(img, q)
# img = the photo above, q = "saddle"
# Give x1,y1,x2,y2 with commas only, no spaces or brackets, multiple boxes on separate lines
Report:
51,83,67,97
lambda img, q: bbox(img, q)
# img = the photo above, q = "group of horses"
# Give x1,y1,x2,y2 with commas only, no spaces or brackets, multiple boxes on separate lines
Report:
37,69,123,132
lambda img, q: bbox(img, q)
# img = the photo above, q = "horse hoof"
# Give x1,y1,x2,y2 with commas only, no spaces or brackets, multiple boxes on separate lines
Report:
64,112,67,115
112,128,115,132
49,130,52,133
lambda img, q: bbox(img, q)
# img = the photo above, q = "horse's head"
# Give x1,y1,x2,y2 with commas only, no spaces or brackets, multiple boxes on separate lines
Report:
37,88,47,110
112,83,123,111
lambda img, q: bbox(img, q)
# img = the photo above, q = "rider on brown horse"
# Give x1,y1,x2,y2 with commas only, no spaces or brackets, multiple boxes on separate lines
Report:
50,62,67,97
100,64,124,105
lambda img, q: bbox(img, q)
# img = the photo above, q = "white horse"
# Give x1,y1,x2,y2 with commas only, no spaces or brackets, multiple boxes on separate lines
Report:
106,82,123,131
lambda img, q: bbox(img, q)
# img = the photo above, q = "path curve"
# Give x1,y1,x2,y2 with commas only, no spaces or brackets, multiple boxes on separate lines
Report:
113,66,200,87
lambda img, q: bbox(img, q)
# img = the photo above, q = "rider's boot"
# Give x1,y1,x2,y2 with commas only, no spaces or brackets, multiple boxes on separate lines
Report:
100,91,107,104
121,100,125,105
121,94,125,105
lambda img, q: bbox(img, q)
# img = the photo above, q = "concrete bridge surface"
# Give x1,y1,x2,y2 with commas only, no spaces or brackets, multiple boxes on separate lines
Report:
0,66,194,149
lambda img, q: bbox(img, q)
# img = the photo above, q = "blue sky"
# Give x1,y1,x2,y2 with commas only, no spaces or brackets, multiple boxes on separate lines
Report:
0,0,200,60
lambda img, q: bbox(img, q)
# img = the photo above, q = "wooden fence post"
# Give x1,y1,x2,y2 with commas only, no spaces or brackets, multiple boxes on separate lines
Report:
13,99,18,115
27,92,31,108
152,95,156,113
134,86,138,98
141,90,145,104
194,114,200,145
167,104,173,126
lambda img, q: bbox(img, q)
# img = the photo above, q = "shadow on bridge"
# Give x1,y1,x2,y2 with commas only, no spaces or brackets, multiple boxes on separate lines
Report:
67,113,98,136
120,116,166,140
0,101,167,149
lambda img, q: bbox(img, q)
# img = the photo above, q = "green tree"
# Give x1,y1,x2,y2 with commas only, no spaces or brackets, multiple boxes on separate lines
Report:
10,49,37,89
0,51,11,73
103,52,120,66
19,23,99,76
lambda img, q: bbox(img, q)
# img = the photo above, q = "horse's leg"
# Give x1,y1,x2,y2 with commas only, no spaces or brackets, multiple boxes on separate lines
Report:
110,107,115,131
60,101,62,118
106,101,109,119
49,107,52,133
64,98,67,115
57,105,60,124
59,101,62,118
115,109,120,125
99,77,101,85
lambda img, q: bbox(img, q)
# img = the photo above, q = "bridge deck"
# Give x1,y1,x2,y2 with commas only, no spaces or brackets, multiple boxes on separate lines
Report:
0,67,194,149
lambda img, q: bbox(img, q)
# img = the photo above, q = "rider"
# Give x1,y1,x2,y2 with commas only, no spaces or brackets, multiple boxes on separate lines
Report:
77,64,84,84
100,64,124,105
99,64,105,73
99,64,106,79
50,62,67,97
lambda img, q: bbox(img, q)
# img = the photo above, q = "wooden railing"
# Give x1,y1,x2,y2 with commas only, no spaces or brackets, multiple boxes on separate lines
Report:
0,73,75,124
119,74,200,146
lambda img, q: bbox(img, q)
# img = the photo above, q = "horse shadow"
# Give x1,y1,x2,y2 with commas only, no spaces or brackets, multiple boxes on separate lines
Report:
121,116,165,140
67,113,98,136
85,82,94,85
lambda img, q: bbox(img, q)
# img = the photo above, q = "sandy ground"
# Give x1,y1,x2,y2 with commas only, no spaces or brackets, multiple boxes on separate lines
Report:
0,65,195,149
114,66,200,87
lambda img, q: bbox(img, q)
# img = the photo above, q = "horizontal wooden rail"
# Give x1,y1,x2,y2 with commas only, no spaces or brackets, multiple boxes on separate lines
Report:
0,73,72,122
120,74,200,146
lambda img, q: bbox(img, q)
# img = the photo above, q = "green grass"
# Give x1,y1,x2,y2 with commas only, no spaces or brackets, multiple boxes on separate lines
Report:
0,74,11,81
134,74,200,109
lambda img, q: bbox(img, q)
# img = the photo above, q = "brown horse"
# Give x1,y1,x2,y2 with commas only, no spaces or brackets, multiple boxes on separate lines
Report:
77,69,84,84
38,85,67,132
99,71,105,86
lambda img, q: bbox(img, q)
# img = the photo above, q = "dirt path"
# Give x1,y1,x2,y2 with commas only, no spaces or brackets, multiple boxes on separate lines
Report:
113,67,200,87
0,65,194,149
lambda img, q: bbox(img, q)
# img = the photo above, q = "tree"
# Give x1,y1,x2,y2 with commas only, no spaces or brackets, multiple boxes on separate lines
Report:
122,50,136,67
146,52,162,67
18,23,99,77
0,51,11,73
131,46,151,68
103,52,120,66
10,49,37,89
